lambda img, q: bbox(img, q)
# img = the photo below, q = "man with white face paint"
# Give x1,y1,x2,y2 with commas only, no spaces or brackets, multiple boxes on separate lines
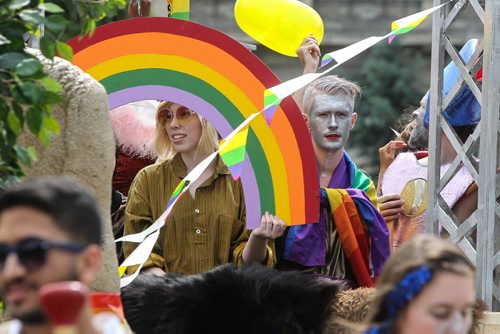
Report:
307,93,356,163
407,93,430,152
378,39,481,251
275,38,390,288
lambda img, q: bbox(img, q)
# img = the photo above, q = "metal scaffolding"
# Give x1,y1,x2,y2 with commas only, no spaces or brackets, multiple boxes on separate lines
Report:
426,0,500,310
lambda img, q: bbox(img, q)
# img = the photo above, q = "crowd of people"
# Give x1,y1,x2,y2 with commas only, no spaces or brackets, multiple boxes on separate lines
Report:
0,1,486,332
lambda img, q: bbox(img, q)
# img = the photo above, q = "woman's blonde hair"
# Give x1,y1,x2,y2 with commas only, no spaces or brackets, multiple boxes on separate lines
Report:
154,101,219,161
366,235,476,333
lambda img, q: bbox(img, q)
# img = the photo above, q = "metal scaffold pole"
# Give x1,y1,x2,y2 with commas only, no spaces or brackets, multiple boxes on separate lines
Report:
477,0,500,311
427,0,500,310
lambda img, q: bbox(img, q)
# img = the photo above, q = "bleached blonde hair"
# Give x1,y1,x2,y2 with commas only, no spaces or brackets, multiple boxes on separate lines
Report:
154,101,219,161
303,75,361,115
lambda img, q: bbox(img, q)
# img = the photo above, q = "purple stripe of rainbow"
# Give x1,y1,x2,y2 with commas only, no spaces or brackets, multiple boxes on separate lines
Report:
320,55,334,68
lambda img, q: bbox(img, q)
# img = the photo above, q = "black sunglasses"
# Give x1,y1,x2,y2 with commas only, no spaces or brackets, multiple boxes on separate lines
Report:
0,238,86,272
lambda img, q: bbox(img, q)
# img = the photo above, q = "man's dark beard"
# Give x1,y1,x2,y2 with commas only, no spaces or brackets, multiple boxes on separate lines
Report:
17,310,47,324
408,127,429,151
3,266,80,326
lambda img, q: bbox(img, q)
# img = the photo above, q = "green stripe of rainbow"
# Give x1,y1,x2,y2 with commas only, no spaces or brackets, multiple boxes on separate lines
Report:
69,17,319,228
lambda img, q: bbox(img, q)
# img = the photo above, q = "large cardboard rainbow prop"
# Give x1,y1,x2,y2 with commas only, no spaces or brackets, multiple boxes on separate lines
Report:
68,17,319,228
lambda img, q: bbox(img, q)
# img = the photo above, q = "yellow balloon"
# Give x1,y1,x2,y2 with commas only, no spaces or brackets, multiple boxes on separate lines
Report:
234,0,324,57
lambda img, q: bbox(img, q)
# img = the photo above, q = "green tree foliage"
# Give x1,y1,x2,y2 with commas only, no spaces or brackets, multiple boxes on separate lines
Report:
0,0,126,188
349,43,428,172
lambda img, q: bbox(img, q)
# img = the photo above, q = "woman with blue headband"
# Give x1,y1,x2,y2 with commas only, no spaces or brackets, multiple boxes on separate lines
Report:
364,235,481,334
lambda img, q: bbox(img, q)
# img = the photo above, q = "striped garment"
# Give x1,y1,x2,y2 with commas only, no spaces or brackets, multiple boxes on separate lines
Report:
282,152,390,287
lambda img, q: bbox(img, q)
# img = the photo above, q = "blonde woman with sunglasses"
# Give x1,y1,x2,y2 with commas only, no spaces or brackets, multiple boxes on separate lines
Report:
123,101,286,276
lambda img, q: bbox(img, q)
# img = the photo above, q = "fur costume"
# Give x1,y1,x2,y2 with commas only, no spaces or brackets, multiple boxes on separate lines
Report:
121,264,342,334
110,101,157,159
110,101,158,196
330,288,375,326
120,265,484,334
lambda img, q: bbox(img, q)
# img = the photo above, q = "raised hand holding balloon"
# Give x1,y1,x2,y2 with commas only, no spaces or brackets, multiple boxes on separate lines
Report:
234,0,324,57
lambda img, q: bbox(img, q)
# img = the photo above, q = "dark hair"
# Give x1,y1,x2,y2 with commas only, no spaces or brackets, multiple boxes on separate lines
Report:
395,108,416,133
0,177,102,245
453,124,477,144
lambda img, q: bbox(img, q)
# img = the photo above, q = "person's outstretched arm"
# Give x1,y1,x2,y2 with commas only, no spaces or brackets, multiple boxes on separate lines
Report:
292,35,321,112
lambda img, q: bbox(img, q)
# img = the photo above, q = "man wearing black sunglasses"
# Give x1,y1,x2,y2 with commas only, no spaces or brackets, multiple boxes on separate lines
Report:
0,177,104,333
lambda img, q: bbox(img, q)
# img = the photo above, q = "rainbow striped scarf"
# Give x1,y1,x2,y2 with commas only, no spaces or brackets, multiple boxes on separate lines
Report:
283,152,389,287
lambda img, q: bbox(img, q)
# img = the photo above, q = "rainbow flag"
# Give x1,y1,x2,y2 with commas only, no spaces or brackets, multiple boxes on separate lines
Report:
388,12,428,44
343,153,390,279
326,188,373,287
263,89,282,126
325,187,389,287
320,36,385,68
166,179,188,208
263,72,323,125
387,2,448,44
118,265,127,277
282,152,389,286
115,180,188,244
320,54,334,68
219,125,249,180
119,230,161,287
169,0,190,20
320,2,449,68
349,160,378,209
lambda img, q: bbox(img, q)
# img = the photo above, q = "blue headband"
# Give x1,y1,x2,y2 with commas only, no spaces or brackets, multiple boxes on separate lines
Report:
424,39,481,128
364,265,433,334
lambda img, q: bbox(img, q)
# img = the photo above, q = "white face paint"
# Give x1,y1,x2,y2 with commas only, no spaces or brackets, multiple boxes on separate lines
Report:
397,272,475,334
308,94,356,154
408,96,429,151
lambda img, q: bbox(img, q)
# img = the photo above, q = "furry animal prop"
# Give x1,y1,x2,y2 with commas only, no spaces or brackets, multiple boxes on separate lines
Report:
327,287,375,333
110,101,157,159
110,101,158,196
331,288,374,323
121,264,342,334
